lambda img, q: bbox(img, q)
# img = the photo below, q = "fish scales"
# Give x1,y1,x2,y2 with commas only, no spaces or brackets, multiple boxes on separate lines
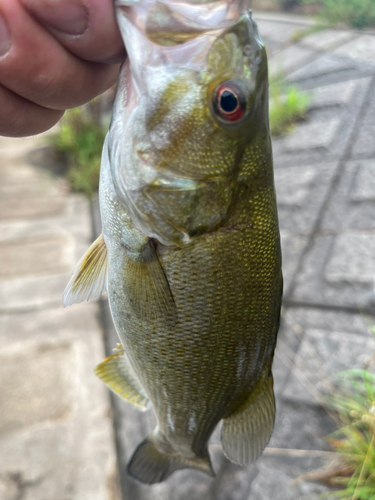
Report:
63,0,282,484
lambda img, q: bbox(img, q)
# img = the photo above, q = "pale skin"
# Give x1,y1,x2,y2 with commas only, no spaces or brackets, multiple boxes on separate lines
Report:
0,0,125,137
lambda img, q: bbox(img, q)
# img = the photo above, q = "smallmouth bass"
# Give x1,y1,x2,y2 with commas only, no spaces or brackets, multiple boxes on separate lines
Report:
63,0,282,485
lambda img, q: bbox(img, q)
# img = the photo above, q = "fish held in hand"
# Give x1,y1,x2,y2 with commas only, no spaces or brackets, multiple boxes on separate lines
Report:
63,0,283,485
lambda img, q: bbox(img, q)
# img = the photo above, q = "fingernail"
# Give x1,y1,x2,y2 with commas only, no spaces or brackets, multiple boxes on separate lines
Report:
25,0,89,36
0,13,11,58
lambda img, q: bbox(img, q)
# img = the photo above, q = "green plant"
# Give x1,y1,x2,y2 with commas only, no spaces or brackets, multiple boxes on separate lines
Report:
273,0,303,10
50,105,106,198
304,0,375,29
326,369,375,499
269,76,311,136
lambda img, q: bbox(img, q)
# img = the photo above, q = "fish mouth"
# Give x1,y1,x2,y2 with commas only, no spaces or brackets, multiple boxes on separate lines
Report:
116,0,255,73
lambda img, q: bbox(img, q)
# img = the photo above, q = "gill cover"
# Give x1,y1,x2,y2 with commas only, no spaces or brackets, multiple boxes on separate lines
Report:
109,0,266,246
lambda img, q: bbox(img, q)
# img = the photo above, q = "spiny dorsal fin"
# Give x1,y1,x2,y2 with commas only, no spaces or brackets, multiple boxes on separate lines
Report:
63,234,108,307
94,346,150,411
221,369,275,465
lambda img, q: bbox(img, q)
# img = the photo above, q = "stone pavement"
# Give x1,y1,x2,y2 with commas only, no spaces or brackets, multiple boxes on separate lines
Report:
95,12,375,500
0,136,120,500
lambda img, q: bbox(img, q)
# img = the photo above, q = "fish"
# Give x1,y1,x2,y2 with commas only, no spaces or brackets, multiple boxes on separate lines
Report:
63,0,283,485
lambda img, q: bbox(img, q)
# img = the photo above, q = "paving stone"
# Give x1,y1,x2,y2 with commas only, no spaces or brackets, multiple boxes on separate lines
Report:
254,11,315,27
0,235,74,279
0,342,73,434
282,307,369,338
273,317,302,397
321,161,375,233
275,162,338,235
274,76,371,171
291,235,373,309
334,34,375,66
352,83,375,159
248,456,335,500
282,328,375,405
0,273,73,312
0,218,72,243
280,232,309,295
0,194,68,221
269,398,336,451
212,459,257,500
0,158,56,187
0,136,45,159
0,300,119,500
256,19,309,46
0,302,101,351
325,233,375,284
288,53,357,82
308,79,358,109
301,29,356,52
282,117,341,152
270,45,317,76
0,132,119,500
351,159,375,201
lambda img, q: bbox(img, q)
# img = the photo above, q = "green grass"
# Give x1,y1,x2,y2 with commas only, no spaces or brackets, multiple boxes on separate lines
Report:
303,0,375,29
325,368,375,499
269,76,311,136
50,106,106,199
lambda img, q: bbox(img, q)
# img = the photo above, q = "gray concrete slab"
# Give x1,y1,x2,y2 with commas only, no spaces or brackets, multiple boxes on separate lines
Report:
248,455,336,500
290,234,373,308
333,34,375,66
352,81,375,160
300,29,356,52
0,136,119,500
275,162,339,235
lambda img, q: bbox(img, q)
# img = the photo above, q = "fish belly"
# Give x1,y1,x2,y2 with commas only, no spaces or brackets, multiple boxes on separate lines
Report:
107,220,282,456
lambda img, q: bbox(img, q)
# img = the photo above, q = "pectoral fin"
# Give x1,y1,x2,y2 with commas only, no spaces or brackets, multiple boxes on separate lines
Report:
221,370,275,465
63,234,107,307
125,240,177,323
95,345,150,411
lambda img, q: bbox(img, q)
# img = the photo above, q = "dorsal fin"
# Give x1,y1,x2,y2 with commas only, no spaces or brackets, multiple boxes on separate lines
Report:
63,234,108,307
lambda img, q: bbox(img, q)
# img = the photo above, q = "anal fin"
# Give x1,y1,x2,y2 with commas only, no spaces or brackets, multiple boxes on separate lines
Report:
221,369,275,465
63,234,107,307
94,345,150,411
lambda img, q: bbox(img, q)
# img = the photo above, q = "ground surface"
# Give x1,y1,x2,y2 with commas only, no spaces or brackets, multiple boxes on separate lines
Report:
1,10,375,500
0,136,120,500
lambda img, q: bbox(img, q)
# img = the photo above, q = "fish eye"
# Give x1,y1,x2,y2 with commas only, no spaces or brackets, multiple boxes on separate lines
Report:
213,81,246,123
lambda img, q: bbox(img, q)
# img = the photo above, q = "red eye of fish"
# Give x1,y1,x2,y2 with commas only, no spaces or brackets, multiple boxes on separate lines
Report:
214,82,246,123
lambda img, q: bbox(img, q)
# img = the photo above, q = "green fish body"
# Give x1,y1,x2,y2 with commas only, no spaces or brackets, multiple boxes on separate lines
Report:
64,0,282,485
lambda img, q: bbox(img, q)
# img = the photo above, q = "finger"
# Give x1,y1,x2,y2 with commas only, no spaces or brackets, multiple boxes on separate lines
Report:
22,0,126,64
0,0,119,110
0,85,64,137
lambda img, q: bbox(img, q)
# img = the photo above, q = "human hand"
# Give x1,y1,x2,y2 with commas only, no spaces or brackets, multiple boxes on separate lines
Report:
0,0,125,137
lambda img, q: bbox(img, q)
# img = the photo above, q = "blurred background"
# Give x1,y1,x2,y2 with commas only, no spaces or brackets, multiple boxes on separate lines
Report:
2,0,375,499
